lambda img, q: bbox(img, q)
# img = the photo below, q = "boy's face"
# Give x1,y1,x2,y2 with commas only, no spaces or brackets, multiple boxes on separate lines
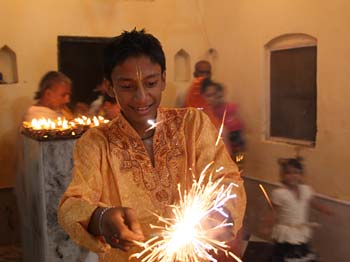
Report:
110,56,165,133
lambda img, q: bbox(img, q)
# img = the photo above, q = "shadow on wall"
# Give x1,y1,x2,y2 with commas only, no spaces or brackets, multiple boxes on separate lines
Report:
0,95,32,188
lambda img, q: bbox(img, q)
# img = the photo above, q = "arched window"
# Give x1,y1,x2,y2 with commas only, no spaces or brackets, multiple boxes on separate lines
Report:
265,34,317,146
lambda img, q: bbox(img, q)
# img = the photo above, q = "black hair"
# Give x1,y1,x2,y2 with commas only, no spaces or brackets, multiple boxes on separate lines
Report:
279,158,304,174
103,28,166,82
34,71,71,100
200,77,224,94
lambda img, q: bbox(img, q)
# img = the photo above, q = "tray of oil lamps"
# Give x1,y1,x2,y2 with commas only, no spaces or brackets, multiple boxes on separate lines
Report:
21,125,89,141
21,116,109,141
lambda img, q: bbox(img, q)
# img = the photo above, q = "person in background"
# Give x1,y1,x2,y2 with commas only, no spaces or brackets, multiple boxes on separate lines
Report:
58,29,246,262
23,71,73,121
99,95,120,120
270,158,332,262
183,60,212,108
200,78,245,157
183,61,221,129
89,78,110,116
73,101,90,117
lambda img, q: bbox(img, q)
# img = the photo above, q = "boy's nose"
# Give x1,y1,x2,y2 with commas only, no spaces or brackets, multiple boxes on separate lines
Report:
134,81,147,102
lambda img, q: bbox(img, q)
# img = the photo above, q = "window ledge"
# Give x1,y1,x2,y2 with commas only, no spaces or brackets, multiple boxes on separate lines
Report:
265,136,315,147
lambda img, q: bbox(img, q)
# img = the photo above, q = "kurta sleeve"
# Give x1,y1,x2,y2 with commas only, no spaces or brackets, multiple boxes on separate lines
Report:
187,109,246,235
57,128,111,253
271,188,283,207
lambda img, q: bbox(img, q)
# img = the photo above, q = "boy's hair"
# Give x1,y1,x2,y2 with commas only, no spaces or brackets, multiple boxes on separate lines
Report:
200,78,224,94
278,158,304,174
34,71,71,100
103,29,166,82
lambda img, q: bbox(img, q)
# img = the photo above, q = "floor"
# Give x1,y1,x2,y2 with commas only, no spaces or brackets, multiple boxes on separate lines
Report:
0,241,274,262
0,245,22,262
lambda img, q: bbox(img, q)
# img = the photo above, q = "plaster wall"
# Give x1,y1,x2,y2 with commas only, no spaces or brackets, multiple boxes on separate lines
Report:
201,0,350,200
0,0,349,201
0,0,212,188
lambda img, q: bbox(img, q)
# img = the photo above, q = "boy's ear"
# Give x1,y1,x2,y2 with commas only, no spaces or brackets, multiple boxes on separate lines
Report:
161,71,166,91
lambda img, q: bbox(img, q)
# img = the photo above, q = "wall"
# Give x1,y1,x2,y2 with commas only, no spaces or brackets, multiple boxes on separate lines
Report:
200,0,350,201
0,0,212,188
0,0,349,201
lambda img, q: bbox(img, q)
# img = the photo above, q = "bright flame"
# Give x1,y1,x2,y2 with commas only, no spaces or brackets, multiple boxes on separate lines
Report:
132,163,241,262
235,153,244,163
24,116,109,131
22,116,110,139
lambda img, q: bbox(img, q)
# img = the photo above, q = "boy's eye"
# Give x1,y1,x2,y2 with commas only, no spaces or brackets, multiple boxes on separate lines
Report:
120,85,132,89
145,80,158,88
117,82,134,89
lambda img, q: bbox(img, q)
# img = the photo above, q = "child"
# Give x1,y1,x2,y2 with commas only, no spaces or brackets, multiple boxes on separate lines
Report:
271,158,332,262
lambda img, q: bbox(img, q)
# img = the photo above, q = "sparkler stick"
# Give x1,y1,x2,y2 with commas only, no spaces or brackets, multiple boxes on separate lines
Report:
215,107,227,146
259,184,274,210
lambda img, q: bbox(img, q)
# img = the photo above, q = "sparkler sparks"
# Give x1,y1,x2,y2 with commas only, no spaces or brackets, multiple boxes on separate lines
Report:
145,119,162,132
130,108,244,262
132,162,242,262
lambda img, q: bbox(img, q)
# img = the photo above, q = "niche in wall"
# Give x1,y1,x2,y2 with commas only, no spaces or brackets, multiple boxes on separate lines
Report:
0,45,18,84
174,49,190,81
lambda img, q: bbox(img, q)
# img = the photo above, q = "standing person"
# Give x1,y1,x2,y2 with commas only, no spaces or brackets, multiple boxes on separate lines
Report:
23,71,73,121
200,78,245,158
58,29,246,262
271,158,332,262
89,78,110,116
183,61,221,128
99,95,120,120
183,60,212,109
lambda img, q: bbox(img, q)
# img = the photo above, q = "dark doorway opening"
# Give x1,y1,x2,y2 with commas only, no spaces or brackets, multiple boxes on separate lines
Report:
58,36,111,106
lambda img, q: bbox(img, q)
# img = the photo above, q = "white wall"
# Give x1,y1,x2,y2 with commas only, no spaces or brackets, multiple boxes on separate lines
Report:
0,0,349,201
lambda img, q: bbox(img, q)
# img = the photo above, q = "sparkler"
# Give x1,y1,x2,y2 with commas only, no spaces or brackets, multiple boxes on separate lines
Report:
145,119,162,132
132,162,242,262
130,110,242,262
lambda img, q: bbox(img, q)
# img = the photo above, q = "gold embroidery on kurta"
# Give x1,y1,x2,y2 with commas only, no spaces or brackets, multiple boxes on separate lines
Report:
102,108,186,208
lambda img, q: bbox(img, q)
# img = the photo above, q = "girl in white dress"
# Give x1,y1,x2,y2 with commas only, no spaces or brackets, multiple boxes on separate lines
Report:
271,158,331,262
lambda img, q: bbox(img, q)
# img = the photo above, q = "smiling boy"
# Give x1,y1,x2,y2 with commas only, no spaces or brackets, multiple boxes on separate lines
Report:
58,29,246,262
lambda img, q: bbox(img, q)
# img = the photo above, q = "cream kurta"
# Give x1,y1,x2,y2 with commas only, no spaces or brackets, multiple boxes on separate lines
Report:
58,107,246,262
